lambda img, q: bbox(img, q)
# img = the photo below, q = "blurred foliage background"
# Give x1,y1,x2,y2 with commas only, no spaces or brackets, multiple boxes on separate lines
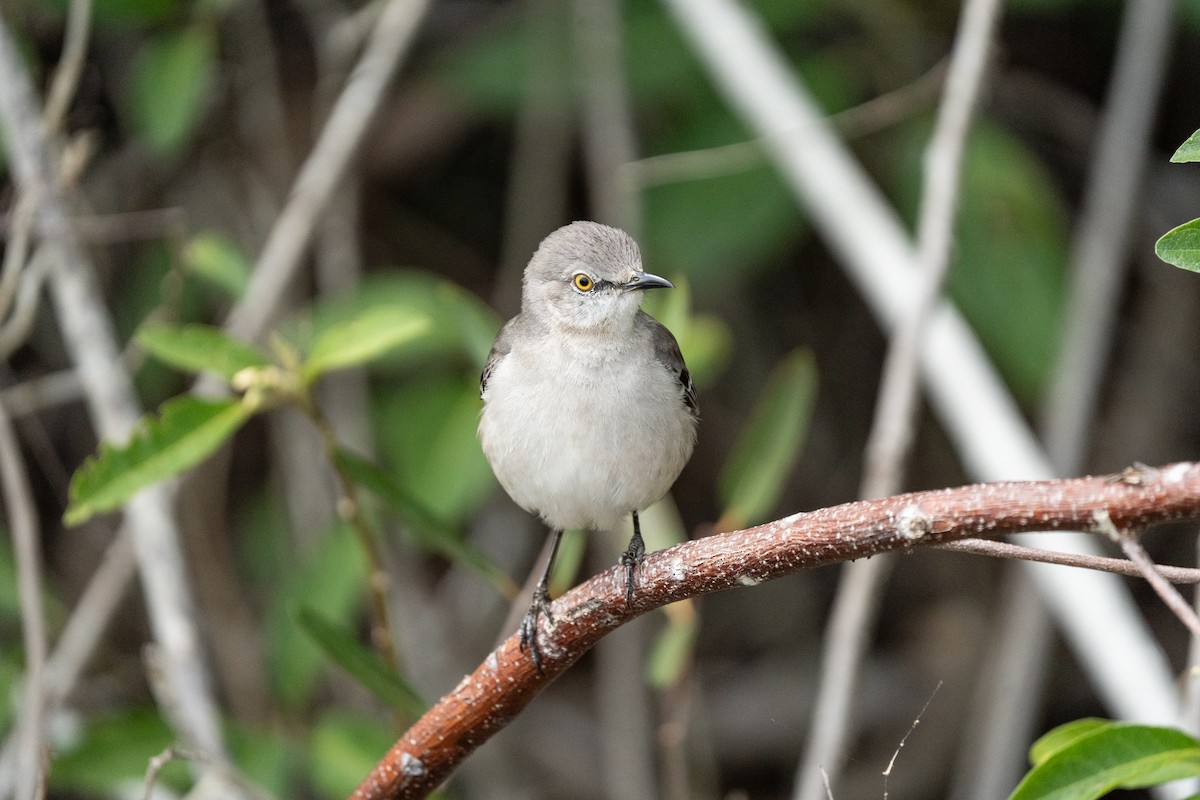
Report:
2,0,1200,797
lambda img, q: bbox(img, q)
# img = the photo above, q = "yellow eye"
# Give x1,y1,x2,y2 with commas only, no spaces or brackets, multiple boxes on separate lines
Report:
573,273,595,292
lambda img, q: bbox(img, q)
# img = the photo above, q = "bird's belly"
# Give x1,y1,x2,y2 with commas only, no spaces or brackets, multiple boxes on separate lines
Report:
479,358,695,532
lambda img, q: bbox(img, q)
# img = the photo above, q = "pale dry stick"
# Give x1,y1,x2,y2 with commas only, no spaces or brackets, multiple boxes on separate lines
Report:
42,0,93,132
0,402,47,800
222,0,431,343
663,0,1178,728
573,2,659,798
0,248,54,360
794,0,1001,797
0,14,235,791
351,463,1200,800
0,195,35,320
956,3,1178,796
0,370,84,419
0,207,187,243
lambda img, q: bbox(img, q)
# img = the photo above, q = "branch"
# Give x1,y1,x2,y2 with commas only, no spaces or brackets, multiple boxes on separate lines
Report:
352,462,1200,800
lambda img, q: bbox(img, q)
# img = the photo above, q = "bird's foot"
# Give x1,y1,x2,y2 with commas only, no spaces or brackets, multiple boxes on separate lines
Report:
519,584,555,675
619,536,646,608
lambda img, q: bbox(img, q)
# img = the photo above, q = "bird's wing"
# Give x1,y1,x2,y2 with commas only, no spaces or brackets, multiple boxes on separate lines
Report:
480,319,516,400
646,315,698,416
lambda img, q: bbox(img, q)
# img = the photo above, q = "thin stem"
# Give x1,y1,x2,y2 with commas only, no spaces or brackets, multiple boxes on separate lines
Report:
937,537,1200,584
303,393,400,673
42,0,94,132
0,401,47,800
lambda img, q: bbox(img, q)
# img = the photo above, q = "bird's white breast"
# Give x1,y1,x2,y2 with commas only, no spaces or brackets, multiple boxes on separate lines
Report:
478,328,696,532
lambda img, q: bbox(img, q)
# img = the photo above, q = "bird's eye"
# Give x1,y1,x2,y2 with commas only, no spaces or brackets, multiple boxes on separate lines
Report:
573,273,595,292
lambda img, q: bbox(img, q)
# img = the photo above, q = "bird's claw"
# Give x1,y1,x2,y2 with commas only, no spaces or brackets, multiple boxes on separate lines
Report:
519,586,554,675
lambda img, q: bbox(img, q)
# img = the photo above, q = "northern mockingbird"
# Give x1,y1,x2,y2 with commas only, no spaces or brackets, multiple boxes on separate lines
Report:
479,221,698,671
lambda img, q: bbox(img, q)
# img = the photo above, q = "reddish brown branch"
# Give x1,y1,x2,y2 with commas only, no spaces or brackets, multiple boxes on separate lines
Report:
352,462,1200,800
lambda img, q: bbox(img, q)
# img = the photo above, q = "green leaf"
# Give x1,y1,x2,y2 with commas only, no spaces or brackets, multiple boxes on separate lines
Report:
646,613,698,689
334,449,513,594
183,232,251,298
718,350,818,529
65,396,250,525
298,271,501,372
296,606,425,717
303,306,431,381
1010,720,1200,800
1171,129,1200,163
137,324,269,381
1156,218,1200,272
129,26,217,156
1029,718,1111,766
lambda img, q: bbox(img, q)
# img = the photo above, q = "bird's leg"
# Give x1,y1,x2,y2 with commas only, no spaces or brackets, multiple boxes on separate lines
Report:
619,511,646,607
520,528,563,675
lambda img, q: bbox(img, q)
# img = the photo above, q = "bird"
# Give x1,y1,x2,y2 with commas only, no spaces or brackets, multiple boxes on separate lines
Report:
478,221,698,672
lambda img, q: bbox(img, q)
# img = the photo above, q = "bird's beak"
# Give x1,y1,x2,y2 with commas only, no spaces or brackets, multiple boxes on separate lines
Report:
622,271,674,292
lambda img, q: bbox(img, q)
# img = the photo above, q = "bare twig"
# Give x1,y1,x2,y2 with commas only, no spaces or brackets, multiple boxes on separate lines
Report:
0,207,187,244
222,0,431,343
0,370,84,419
663,0,1178,729
0,247,54,360
351,463,1200,799
0,402,47,800
42,0,94,132
0,195,35,320
937,537,1200,584
795,0,1001,796
1091,512,1200,639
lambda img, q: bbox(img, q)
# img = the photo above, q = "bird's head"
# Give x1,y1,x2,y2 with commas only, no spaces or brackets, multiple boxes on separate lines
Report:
521,221,673,331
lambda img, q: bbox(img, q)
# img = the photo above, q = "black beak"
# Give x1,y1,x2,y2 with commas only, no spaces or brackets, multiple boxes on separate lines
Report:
622,271,674,292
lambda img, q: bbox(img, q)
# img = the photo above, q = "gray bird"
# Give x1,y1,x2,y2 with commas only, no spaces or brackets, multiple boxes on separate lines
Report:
479,221,698,671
